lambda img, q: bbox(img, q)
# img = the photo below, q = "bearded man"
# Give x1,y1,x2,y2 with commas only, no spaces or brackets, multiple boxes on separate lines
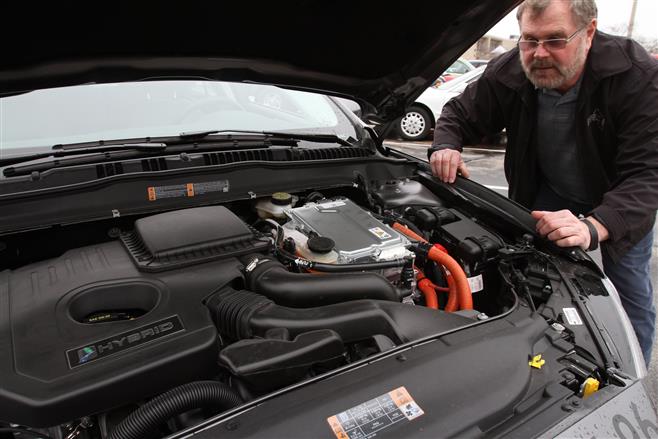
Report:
428,0,658,365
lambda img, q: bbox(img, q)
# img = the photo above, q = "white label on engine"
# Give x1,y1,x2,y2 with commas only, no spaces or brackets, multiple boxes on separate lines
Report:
369,227,392,240
563,307,583,325
467,275,484,293
318,200,346,209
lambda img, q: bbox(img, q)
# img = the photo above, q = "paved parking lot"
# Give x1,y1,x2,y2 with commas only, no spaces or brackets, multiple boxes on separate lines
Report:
385,138,658,405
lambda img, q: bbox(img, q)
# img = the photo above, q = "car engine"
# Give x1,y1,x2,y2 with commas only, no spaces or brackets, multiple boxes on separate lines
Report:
0,178,595,438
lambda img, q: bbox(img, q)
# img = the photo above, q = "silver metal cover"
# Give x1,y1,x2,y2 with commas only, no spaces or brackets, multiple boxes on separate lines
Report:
284,198,410,263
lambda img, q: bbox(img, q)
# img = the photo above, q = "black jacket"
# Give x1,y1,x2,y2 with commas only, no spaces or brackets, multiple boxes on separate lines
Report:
430,31,658,263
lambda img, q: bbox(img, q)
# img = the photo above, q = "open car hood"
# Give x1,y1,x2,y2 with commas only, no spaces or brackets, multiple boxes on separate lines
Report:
1,3,652,434
1,1,519,124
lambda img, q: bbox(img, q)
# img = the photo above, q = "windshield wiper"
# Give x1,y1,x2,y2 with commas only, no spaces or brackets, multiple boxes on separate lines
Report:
0,143,167,168
177,129,355,146
5,135,301,175
3,136,298,177
49,130,354,151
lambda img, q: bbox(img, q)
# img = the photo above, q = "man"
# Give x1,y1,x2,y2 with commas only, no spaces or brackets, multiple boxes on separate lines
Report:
428,0,658,365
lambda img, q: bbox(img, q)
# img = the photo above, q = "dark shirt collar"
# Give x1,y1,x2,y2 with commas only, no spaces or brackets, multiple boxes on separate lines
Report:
539,73,583,101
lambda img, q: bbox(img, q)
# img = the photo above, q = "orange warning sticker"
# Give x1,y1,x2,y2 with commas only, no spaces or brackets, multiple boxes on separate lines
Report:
389,387,412,407
146,180,229,201
327,386,423,439
327,416,349,439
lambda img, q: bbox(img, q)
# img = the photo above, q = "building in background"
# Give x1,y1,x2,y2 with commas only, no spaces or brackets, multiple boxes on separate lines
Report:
462,34,518,60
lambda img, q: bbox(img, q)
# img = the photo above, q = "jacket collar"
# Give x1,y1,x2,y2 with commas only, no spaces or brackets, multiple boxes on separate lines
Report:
493,31,632,94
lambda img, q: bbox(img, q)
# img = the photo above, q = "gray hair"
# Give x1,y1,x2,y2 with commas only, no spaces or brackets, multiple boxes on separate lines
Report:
516,0,598,28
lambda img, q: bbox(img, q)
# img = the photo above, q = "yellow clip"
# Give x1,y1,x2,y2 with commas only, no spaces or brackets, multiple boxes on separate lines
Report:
529,354,545,369
582,377,600,398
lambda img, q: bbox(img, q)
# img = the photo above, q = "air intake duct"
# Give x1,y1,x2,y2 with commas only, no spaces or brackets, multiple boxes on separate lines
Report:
242,256,402,307
206,287,472,344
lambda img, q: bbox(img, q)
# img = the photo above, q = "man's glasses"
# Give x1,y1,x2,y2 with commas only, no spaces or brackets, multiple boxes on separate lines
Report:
518,26,586,52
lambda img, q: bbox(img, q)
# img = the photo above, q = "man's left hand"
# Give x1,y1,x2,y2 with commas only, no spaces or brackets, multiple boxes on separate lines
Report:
531,210,592,250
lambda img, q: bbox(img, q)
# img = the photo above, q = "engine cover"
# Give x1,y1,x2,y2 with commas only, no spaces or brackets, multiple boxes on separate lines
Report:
0,239,243,427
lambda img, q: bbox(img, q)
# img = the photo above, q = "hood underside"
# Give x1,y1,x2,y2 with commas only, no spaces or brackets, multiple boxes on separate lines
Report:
1,1,519,121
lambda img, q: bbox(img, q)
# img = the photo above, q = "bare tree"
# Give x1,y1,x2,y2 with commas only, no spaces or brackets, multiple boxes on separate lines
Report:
601,23,628,36
600,24,658,54
638,37,658,54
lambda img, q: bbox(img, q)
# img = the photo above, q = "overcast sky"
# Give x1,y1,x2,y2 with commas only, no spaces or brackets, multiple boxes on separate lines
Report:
488,0,658,41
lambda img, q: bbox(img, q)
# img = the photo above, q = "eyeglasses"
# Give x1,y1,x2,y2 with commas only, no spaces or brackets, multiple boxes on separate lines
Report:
518,26,586,52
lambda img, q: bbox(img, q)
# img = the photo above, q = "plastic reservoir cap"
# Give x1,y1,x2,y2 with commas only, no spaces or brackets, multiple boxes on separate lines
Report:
582,377,600,398
307,236,335,254
271,192,293,206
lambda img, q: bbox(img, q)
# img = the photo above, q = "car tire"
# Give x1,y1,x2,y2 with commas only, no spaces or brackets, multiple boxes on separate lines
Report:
398,107,432,141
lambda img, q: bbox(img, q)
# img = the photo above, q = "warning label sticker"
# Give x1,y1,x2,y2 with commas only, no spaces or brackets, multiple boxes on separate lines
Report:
563,307,583,325
147,180,229,201
327,386,424,439
368,227,392,240
467,274,484,293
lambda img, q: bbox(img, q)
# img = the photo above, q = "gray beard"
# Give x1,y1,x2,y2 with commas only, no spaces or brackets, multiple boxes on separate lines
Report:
520,41,587,89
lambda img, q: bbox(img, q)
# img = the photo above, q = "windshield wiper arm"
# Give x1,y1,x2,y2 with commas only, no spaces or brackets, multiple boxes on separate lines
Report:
179,129,355,146
0,143,167,168
49,131,353,152
178,130,222,140
3,137,297,177
276,132,354,146
4,134,304,173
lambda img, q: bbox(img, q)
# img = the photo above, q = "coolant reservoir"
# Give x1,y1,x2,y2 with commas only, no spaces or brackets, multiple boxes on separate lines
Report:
283,228,339,264
255,192,294,219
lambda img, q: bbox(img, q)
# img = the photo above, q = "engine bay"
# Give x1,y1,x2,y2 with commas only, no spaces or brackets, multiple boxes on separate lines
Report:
0,177,614,438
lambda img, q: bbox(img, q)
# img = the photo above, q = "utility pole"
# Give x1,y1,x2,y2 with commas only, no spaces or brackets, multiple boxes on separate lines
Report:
627,0,638,38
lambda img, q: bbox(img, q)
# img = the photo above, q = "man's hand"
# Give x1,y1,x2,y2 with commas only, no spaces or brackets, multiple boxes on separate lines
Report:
429,149,470,183
531,210,609,250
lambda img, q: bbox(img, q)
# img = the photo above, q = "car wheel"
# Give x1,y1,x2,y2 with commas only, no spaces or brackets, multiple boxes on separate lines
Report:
399,107,432,141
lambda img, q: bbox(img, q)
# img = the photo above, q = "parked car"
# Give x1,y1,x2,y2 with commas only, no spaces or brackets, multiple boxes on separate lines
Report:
437,58,476,83
0,2,654,439
431,58,477,87
398,66,486,140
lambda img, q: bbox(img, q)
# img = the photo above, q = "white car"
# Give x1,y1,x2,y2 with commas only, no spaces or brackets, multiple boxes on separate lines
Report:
398,66,486,140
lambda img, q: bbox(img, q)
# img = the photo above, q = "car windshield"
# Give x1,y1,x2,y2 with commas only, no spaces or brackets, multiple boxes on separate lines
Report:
0,80,360,150
444,59,474,74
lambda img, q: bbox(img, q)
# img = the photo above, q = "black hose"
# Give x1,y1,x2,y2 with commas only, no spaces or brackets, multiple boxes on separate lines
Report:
108,381,242,439
243,256,402,306
207,287,472,344
304,191,325,203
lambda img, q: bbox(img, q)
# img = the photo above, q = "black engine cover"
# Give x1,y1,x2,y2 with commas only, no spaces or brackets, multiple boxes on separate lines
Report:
0,240,243,427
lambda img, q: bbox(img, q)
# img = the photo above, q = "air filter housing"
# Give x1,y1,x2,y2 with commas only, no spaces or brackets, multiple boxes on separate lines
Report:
121,206,270,271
